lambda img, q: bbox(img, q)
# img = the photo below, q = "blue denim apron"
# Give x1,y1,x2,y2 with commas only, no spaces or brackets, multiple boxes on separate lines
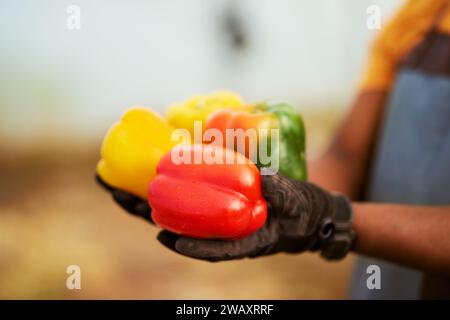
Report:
351,1,450,299
350,5,450,298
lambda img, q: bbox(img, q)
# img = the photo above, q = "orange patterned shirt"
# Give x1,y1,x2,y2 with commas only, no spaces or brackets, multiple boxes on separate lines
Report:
360,0,450,91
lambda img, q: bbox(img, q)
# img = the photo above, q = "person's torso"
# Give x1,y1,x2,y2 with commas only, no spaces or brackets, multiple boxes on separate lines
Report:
351,0,450,299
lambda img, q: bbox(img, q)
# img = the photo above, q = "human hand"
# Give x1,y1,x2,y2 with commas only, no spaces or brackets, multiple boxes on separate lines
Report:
157,174,355,261
95,174,154,224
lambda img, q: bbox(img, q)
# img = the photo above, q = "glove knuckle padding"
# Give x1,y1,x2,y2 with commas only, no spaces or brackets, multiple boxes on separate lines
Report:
297,182,335,237
263,175,333,238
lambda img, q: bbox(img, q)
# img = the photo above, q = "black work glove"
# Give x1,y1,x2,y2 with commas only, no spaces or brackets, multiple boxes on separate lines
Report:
157,174,355,261
95,174,154,224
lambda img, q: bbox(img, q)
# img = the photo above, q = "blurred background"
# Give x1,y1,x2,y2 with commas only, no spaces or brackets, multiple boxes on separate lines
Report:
0,0,402,299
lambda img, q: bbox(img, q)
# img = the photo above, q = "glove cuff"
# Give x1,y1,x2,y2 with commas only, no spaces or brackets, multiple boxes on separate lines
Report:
317,194,356,260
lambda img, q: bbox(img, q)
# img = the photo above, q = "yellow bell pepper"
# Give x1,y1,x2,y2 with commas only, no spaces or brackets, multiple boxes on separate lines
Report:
166,91,245,136
96,107,177,199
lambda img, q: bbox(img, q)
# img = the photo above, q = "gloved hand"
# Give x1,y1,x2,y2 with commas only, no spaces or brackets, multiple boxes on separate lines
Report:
95,174,154,224
157,174,356,261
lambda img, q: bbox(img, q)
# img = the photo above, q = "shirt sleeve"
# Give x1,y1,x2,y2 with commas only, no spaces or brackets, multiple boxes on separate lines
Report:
358,0,448,92
358,31,397,92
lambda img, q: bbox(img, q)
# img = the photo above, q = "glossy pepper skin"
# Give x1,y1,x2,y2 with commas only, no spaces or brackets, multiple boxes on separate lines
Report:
96,107,177,199
148,144,267,240
166,91,246,136
206,102,307,181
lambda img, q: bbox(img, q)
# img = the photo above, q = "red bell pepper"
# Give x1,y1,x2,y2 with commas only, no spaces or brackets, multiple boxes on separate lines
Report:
148,144,267,239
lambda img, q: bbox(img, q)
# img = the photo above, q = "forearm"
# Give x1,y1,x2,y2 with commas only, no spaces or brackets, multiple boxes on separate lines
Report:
309,91,388,199
309,153,358,198
351,202,450,275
